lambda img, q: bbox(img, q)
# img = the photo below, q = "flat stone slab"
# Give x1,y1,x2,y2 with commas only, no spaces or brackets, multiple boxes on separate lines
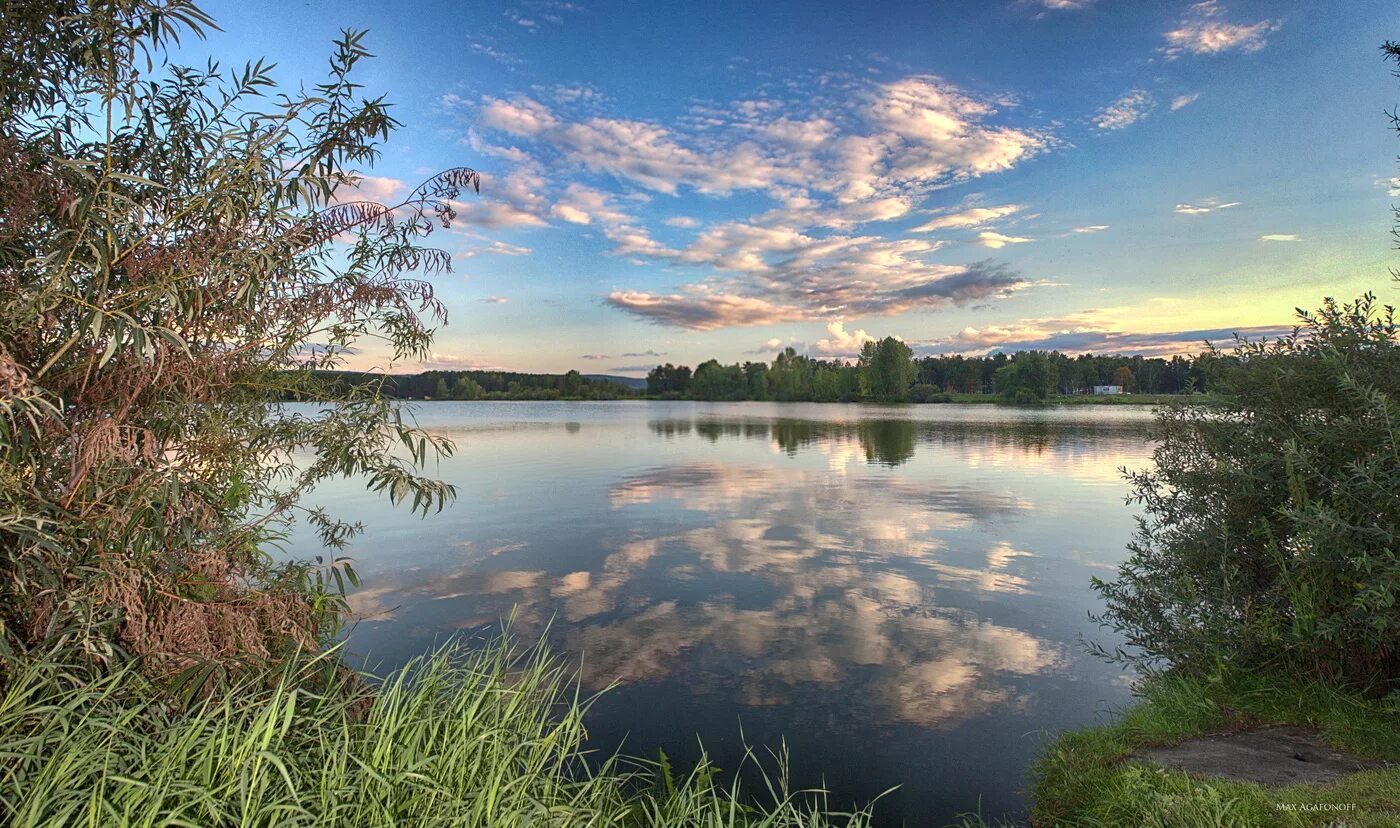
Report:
1132,726,1389,786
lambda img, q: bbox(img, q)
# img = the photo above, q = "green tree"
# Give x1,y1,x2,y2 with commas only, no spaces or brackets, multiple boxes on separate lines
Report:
858,337,916,401
742,361,770,400
1112,365,1137,393
0,1,466,674
944,354,981,393
811,364,842,401
645,363,692,396
691,359,745,401
1093,296,1400,689
995,351,1058,404
450,376,483,400
768,347,813,401
561,369,582,397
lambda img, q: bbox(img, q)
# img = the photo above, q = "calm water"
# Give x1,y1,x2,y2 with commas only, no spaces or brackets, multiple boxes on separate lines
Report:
294,401,1155,825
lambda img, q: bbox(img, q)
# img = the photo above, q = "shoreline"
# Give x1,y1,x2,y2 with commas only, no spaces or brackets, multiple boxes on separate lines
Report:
385,393,1194,406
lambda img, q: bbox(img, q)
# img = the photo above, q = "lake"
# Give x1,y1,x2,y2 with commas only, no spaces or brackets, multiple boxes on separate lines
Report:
295,401,1156,825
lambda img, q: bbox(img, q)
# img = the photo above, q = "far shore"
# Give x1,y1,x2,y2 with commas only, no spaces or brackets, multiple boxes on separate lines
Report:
397,392,1193,405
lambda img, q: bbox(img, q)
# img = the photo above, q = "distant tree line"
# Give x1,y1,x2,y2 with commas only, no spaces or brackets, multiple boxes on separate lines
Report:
292,341,1217,404
650,339,1212,403
922,350,1202,398
289,370,639,401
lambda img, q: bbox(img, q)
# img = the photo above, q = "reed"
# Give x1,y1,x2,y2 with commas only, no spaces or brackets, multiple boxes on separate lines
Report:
0,634,875,827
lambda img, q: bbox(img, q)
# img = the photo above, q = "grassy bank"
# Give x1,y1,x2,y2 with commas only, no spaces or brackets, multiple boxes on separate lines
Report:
0,636,874,827
1023,671,1400,827
933,392,1188,406
1043,393,1188,406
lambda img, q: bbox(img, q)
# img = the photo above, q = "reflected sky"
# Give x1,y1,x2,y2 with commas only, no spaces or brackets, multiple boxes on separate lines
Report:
294,401,1155,825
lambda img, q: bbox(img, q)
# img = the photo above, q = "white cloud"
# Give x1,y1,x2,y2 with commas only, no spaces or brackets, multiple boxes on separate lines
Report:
514,1,582,27
1162,1,1282,60
760,116,836,149
910,204,1024,233
1040,0,1092,8
464,202,550,229
332,174,405,204
1170,93,1200,110
482,296,510,304
813,321,877,355
420,352,502,370
550,183,631,226
475,74,1047,204
748,196,915,232
1094,90,1154,130
606,257,1028,330
461,126,534,164
1072,225,1109,233
464,74,1051,332
606,220,809,272
481,97,558,136
468,40,523,67
976,231,1034,249
557,113,791,195
1258,233,1301,242
552,204,591,224
447,164,551,229
870,76,1049,188
1174,199,1240,215
490,241,532,255
604,290,804,331
463,241,533,257
548,84,605,104
918,317,1294,358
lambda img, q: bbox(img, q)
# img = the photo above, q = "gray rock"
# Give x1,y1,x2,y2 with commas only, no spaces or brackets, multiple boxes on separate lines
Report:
1132,726,1388,786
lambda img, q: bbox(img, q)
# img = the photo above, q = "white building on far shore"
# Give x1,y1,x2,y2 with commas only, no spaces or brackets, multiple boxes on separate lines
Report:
1092,385,1124,395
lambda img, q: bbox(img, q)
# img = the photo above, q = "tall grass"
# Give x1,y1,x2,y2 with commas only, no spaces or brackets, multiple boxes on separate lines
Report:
0,635,876,827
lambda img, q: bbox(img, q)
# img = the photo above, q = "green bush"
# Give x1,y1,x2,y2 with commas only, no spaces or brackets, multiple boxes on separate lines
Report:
1010,388,1042,406
1093,295,1400,689
909,384,952,403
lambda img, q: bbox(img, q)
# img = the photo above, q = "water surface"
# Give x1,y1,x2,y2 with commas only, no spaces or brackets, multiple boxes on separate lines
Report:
296,401,1155,825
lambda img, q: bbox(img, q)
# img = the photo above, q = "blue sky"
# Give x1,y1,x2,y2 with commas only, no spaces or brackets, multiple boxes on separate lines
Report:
199,0,1399,374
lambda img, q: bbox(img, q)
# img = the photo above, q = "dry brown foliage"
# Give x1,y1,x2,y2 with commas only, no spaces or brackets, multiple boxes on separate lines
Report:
0,4,464,682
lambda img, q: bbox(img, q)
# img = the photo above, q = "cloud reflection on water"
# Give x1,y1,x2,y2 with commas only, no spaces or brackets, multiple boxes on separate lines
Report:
344,408,1152,729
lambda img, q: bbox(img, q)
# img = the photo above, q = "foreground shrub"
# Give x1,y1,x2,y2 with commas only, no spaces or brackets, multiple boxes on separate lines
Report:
1093,295,1400,689
0,635,875,827
0,1,467,676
